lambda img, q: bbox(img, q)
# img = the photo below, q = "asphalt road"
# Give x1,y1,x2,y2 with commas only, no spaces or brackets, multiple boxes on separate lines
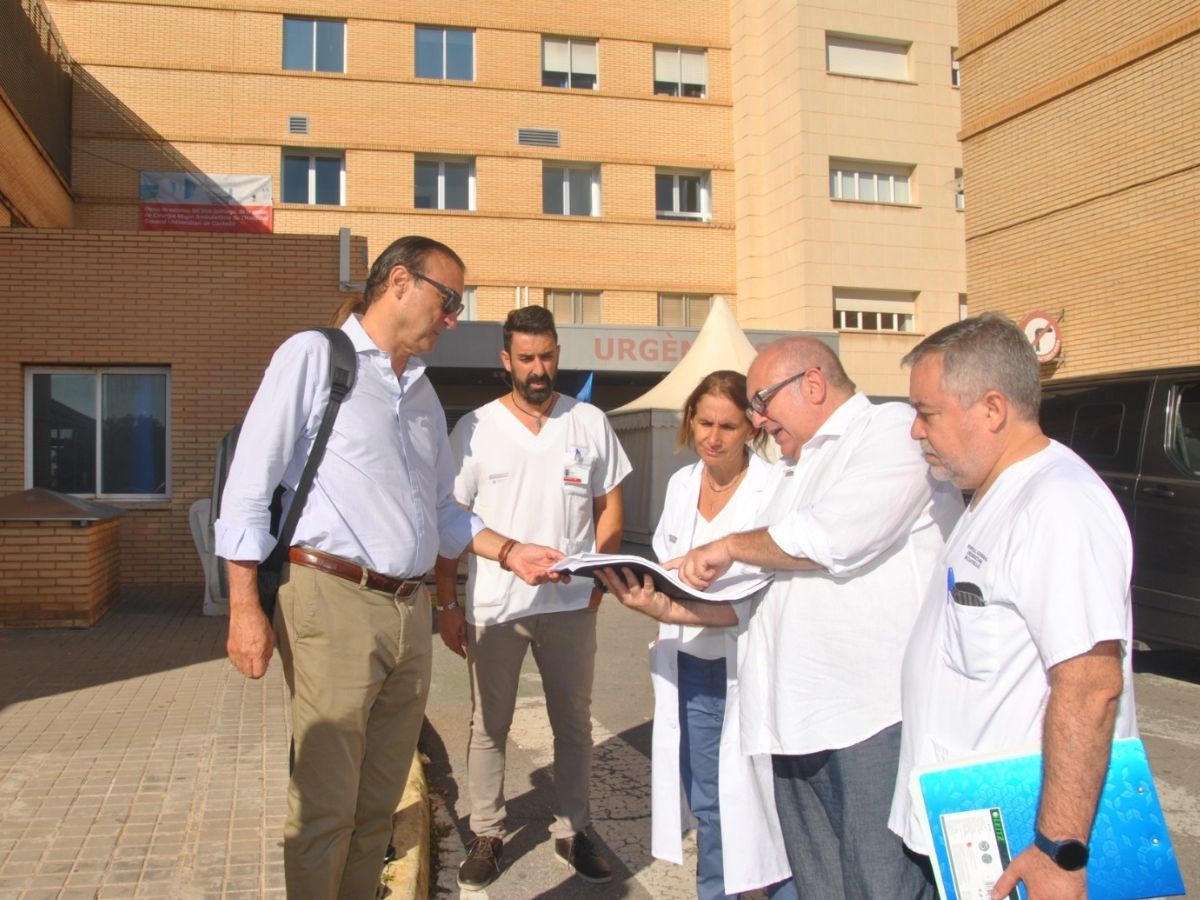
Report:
421,592,1200,899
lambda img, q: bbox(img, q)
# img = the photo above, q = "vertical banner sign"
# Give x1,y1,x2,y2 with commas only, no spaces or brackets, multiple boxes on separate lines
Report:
139,172,273,233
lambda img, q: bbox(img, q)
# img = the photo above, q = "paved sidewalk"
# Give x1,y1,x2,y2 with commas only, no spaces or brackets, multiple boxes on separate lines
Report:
0,585,288,899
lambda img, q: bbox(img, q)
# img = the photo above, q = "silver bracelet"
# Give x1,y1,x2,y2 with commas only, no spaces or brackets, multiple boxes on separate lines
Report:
437,600,460,612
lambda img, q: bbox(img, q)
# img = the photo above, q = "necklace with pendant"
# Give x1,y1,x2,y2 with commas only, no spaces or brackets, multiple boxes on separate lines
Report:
511,392,556,431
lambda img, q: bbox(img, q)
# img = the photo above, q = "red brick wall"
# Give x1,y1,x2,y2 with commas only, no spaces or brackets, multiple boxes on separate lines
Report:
0,229,367,583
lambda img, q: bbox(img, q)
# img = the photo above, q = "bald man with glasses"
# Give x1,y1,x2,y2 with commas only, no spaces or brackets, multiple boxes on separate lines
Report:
599,336,962,899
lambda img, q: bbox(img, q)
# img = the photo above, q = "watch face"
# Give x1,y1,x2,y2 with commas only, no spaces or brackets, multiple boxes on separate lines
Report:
1057,840,1089,871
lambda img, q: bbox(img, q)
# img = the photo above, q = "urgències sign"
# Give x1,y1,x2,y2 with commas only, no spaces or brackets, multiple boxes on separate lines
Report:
139,172,273,233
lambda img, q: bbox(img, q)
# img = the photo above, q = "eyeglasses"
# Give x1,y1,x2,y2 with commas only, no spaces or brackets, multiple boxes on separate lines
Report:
411,270,465,317
747,367,820,418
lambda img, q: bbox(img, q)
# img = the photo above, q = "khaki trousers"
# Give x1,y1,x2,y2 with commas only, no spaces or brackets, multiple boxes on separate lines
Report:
466,607,598,840
274,563,431,900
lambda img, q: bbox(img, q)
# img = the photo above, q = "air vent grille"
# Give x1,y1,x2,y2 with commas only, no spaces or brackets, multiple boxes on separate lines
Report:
517,128,560,148
288,115,310,135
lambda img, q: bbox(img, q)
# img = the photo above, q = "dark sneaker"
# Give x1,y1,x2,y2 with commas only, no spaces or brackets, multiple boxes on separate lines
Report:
457,835,503,891
554,831,612,884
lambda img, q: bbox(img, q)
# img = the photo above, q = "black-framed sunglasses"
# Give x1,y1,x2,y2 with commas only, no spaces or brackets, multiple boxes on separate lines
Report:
411,270,465,317
747,367,820,418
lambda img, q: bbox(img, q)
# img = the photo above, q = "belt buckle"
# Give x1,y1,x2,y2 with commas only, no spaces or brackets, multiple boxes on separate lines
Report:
394,580,417,601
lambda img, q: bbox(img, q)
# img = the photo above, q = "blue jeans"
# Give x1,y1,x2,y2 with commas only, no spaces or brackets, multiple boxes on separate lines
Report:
679,652,798,900
771,722,935,900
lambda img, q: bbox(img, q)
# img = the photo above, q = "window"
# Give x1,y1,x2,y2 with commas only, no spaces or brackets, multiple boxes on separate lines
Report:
829,159,912,205
951,47,961,87
27,368,170,498
833,288,915,333
545,290,602,324
542,37,597,89
282,151,344,205
954,168,965,211
654,46,707,98
656,169,711,221
415,26,474,80
959,293,969,320
658,293,712,327
543,164,600,216
1170,383,1200,476
826,33,910,81
459,287,478,321
414,157,475,210
283,17,345,73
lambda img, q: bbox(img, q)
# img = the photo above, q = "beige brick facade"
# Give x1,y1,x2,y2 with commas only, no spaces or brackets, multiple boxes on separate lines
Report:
958,2,1200,377
0,229,365,584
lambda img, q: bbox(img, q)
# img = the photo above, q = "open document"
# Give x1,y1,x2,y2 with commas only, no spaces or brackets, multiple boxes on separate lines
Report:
912,737,1184,900
551,552,772,603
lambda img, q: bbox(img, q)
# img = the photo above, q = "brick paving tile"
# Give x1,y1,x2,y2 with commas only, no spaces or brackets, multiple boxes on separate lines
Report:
0,586,289,898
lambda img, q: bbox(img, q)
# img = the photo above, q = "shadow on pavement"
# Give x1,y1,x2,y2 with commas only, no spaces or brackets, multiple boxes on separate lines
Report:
422,719,649,897
0,583,226,709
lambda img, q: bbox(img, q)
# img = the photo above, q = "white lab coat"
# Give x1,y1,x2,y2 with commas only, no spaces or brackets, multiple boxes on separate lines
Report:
649,455,793,893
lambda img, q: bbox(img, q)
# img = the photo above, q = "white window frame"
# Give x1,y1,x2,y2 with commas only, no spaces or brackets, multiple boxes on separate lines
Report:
460,286,477,320
951,47,961,87
829,159,913,205
543,163,601,217
545,289,602,324
414,156,476,211
825,33,911,81
657,293,712,327
282,150,345,206
655,168,711,222
954,168,965,211
414,26,475,81
25,366,172,500
833,288,915,333
282,16,346,73
653,46,707,98
542,37,598,90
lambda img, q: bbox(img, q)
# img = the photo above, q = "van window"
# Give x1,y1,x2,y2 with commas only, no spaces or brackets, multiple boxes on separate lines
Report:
1169,382,1200,477
1040,380,1149,472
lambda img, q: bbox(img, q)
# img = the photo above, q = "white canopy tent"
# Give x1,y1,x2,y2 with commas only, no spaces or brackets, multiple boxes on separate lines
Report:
608,298,768,544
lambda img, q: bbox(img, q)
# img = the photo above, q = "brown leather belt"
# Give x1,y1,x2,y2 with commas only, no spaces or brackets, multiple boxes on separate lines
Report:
288,547,422,599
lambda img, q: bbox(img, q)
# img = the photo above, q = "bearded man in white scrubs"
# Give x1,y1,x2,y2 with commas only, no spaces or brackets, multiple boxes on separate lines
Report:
891,313,1136,900
434,306,630,891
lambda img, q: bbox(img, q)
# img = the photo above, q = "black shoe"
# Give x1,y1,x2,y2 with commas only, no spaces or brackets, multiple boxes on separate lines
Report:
457,835,503,891
554,831,612,884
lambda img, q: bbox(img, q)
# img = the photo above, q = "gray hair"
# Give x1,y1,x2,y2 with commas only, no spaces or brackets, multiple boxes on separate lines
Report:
901,312,1041,419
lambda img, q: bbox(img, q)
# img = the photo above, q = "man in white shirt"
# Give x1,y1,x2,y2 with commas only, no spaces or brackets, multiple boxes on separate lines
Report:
435,306,631,891
217,237,564,900
890,313,1135,899
603,336,962,899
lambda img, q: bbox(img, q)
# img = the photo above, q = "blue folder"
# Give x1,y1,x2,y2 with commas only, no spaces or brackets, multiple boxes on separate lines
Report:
914,737,1185,900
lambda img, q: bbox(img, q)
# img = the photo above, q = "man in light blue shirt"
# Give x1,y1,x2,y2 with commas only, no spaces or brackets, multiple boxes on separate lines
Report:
216,236,564,900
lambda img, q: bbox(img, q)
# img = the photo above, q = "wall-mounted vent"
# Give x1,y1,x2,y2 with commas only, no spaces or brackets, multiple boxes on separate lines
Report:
288,115,310,135
517,128,560,148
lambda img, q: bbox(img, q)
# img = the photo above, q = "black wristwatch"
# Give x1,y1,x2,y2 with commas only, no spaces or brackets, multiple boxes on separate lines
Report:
1032,828,1089,871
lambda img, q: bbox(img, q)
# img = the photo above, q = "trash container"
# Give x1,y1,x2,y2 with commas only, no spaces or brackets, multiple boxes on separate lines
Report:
0,488,125,627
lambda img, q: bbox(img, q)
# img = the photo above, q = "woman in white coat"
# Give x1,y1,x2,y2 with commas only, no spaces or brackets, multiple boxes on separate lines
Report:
646,371,797,899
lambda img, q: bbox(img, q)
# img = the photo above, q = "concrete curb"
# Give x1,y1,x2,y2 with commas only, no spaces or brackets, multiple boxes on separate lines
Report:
383,752,430,900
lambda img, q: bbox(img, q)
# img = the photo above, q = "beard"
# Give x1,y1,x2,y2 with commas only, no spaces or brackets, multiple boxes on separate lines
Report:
515,372,555,405
920,440,962,485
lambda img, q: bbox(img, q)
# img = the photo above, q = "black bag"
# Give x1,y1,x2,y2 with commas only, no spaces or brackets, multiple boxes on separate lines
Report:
211,327,358,617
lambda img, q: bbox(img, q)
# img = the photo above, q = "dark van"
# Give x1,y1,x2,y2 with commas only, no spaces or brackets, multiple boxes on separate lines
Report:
1040,368,1200,651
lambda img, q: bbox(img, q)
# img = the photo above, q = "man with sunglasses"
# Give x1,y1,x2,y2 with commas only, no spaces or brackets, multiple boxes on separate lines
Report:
217,236,565,900
601,336,962,899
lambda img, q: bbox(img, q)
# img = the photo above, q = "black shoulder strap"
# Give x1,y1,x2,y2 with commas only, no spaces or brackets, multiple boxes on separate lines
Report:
263,327,358,569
